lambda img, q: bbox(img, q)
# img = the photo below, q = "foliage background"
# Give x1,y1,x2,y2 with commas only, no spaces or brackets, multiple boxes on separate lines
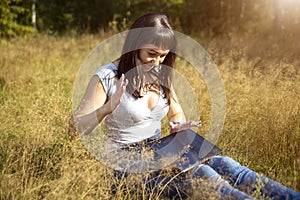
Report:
0,0,299,199
1,0,300,38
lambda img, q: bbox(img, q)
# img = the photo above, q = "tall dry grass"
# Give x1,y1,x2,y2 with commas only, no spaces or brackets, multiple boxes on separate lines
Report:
0,32,299,199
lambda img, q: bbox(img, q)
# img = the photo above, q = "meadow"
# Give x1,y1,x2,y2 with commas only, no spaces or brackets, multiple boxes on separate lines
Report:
0,32,299,199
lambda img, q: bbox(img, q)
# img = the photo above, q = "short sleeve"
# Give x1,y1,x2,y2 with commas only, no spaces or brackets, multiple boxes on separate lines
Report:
94,63,118,96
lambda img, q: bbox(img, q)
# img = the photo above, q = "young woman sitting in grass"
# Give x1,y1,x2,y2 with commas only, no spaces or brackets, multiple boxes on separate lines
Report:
69,12,300,199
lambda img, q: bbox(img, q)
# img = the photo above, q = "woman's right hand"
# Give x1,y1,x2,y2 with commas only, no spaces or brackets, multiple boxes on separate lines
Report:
169,121,202,133
106,74,128,113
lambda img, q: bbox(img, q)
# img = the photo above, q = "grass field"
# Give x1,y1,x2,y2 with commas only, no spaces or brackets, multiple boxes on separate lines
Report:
0,32,299,199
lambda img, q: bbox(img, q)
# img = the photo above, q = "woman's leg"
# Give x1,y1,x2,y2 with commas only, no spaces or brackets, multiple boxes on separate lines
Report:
207,156,300,200
191,164,253,199
113,169,190,199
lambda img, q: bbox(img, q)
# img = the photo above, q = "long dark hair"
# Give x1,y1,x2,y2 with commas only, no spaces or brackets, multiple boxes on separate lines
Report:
117,12,177,105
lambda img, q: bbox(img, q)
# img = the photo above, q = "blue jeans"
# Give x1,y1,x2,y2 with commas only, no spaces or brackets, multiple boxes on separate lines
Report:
113,156,300,199
191,156,300,200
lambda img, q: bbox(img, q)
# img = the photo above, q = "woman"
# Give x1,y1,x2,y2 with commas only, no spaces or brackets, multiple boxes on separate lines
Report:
70,12,300,199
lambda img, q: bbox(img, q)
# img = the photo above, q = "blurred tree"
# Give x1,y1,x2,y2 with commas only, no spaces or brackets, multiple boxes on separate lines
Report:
72,0,115,33
0,0,35,37
32,0,36,29
1,0,299,38
181,0,285,37
36,0,73,34
107,0,184,31
181,0,225,34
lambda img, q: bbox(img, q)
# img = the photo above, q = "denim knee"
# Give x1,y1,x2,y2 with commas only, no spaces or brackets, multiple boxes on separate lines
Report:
207,156,259,188
191,164,222,181
207,156,241,177
191,164,254,199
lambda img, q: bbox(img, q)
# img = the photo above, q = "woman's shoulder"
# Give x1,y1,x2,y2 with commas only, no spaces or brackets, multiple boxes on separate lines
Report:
94,63,118,94
95,62,118,79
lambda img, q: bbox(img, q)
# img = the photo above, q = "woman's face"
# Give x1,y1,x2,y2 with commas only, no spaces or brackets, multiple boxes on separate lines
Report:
138,44,170,72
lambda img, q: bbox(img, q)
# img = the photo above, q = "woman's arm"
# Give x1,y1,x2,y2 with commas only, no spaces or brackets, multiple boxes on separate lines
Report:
68,74,128,138
167,96,201,133
167,97,185,123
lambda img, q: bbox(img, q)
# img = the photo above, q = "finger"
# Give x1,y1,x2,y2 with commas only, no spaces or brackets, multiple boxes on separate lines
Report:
169,122,175,129
169,121,180,129
123,79,128,88
117,75,128,95
170,126,180,133
174,121,202,131
119,79,128,94
119,74,125,87
189,121,202,127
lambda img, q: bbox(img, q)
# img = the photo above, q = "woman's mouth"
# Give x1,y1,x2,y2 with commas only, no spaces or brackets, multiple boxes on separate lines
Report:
142,64,155,72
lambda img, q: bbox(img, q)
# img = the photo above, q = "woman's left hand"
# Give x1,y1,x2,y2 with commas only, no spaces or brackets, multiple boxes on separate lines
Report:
169,121,202,133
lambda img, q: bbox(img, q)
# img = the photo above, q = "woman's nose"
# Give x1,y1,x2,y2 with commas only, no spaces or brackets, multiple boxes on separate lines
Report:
151,57,160,66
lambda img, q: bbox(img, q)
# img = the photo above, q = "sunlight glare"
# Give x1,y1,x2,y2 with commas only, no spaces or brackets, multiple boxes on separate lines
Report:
281,0,300,6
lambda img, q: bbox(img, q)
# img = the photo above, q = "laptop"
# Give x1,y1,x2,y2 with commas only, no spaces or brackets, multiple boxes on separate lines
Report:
151,129,222,172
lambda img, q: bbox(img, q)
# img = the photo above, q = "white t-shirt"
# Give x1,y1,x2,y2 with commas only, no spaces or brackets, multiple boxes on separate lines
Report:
95,63,169,144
